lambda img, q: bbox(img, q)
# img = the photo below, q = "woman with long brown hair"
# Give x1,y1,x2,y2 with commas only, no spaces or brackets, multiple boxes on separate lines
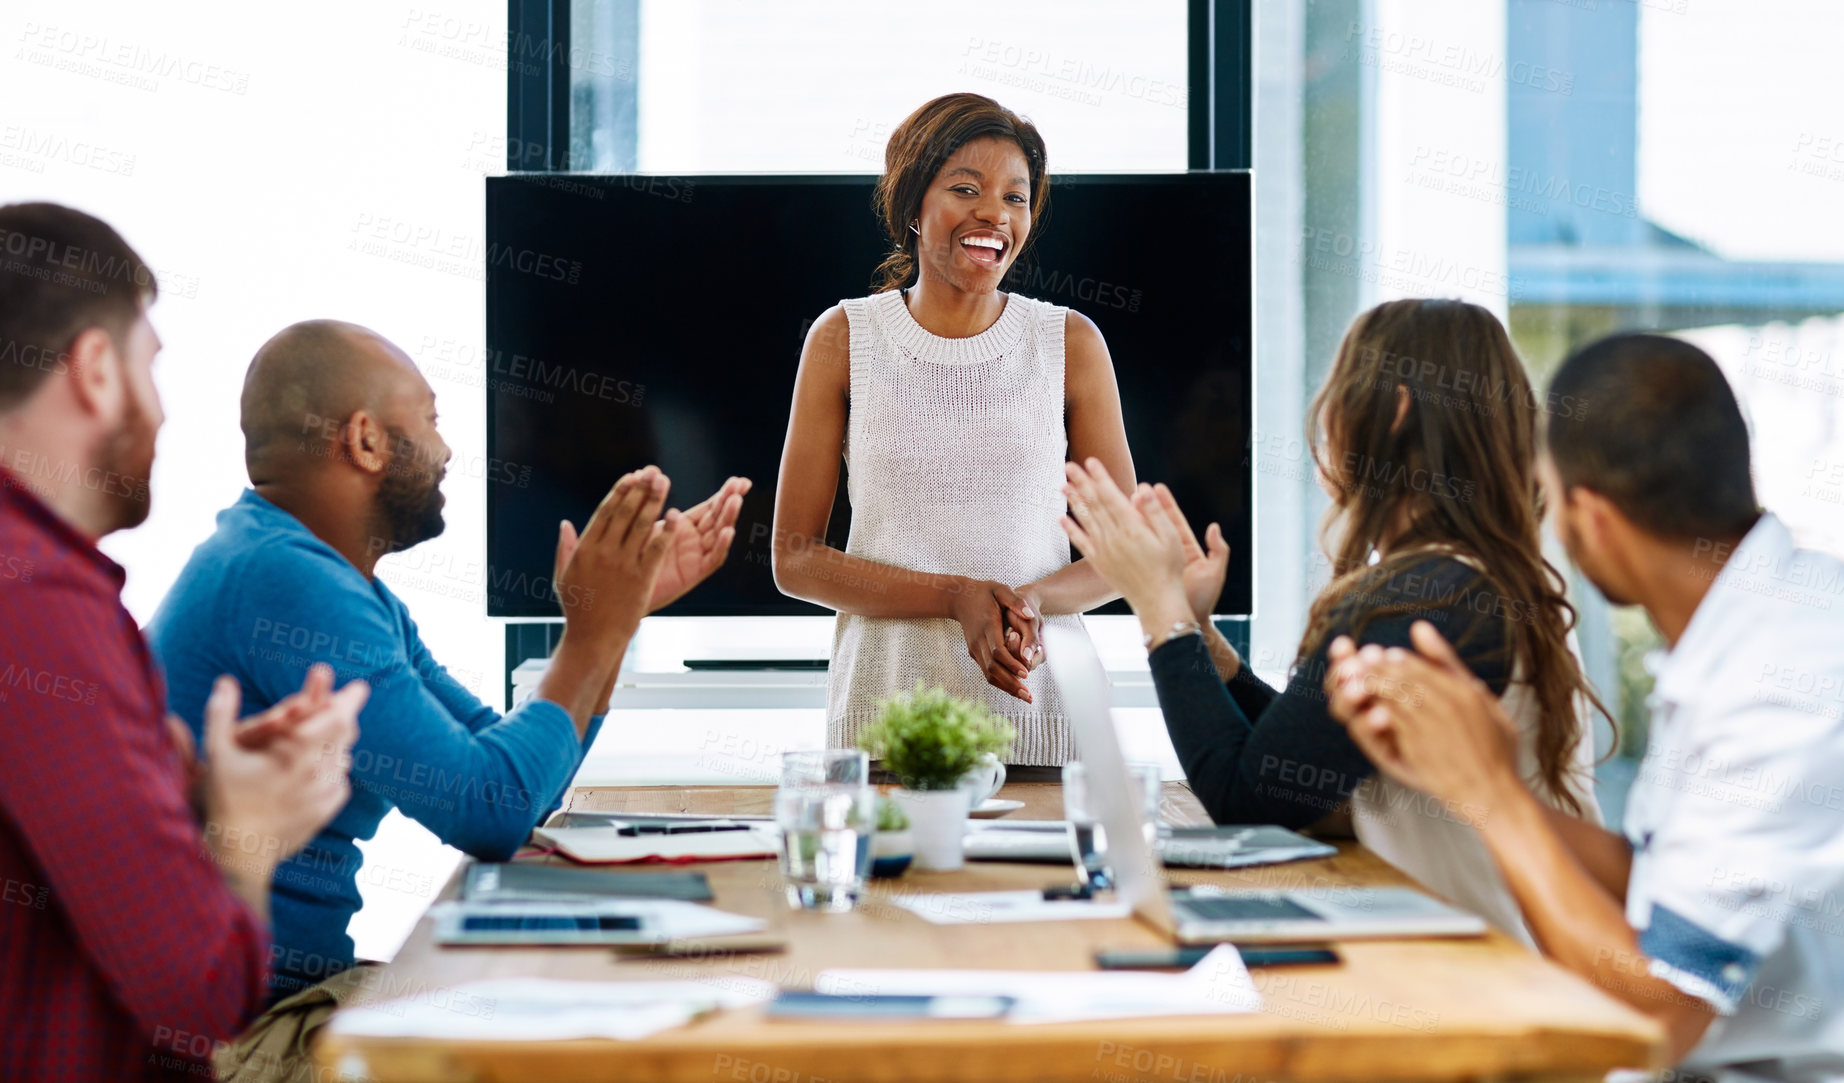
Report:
1061,298,1606,941
773,93,1133,768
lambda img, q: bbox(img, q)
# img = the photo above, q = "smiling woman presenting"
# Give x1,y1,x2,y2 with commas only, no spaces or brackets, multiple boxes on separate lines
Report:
772,93,1134,768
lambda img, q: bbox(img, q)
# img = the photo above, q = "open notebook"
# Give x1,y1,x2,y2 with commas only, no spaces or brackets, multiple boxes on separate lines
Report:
534,824,780,865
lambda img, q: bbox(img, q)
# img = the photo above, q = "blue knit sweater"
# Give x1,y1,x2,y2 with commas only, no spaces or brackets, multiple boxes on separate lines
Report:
148,489,600,1000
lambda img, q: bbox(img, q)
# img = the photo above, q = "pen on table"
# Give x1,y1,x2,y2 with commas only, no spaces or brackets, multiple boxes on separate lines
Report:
616,821,752,836
616,935,788,959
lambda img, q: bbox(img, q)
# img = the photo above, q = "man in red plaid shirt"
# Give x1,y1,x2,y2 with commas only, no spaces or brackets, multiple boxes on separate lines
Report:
0,202,366,1079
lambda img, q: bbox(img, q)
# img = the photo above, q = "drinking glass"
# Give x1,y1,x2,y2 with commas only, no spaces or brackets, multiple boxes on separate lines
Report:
1061,761,1163,890
776,751,874,911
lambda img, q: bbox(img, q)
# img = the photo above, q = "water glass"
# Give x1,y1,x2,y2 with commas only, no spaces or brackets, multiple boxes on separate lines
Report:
1061,761,1163,890
777,751,874,911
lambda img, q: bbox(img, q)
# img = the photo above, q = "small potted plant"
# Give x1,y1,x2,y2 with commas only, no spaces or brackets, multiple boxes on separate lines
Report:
870,796,914,879
858,683,1015,872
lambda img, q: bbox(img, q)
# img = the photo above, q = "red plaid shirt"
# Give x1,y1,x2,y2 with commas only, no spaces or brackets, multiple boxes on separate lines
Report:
0,470,269,1080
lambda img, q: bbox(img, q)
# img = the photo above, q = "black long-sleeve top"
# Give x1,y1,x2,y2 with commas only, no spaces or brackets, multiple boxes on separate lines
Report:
1148,555,1513,828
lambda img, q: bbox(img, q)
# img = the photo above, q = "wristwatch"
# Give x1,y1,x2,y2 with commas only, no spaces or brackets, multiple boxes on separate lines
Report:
1143,619,1203,652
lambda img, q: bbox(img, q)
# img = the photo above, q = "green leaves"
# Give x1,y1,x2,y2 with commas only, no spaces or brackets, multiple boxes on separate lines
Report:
857,682,1017,791
874,795,910,832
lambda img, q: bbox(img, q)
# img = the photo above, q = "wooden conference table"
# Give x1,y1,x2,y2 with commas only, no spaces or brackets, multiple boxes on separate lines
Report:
316,782,1665,1082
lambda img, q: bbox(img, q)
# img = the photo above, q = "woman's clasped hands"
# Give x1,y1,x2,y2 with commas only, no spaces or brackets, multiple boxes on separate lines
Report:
951,579,1042,703
954,458,1230,702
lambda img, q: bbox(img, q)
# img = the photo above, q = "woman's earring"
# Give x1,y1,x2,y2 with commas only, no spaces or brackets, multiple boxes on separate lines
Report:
909,220,920,235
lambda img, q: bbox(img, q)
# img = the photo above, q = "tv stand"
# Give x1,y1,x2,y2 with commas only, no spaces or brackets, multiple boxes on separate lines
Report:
682,658,829,672
510,657,1159,710
506,615,1199,711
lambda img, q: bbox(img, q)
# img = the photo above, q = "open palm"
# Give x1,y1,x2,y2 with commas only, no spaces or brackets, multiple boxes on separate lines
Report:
1145,483,1229,621
647,476,752,612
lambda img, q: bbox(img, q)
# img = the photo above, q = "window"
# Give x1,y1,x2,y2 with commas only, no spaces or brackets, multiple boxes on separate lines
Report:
1260,0,1844,823
572,0,1189,174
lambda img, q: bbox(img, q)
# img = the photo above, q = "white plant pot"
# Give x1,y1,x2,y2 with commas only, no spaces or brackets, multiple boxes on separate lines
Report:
870,828,915,879
871,828,914,859
891,788,971,872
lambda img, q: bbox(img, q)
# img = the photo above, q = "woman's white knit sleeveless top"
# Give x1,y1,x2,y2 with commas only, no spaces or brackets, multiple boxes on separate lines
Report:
826,289,1084,765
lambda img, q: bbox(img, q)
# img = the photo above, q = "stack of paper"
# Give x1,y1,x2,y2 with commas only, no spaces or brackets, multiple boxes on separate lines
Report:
326,978,775,1042
962,821,1336,869
812,944,1261,1024
887,890,1131,925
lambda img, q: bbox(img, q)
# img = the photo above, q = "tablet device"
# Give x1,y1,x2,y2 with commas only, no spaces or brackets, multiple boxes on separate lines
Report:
463,862,714,902
436,905,662,946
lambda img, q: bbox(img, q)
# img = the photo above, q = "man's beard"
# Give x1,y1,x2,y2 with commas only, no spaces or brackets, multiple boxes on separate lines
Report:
98,389,156,531
1556,512,1631,607
374,438,446,554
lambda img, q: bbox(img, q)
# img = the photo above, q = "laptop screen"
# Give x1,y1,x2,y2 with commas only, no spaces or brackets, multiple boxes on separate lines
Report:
1042,626,1174,932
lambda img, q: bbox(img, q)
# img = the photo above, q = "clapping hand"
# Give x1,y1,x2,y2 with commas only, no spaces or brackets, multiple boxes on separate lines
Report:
167,664,356,792
201,664,367,866
220,662,341,750
1146,482,1230,622
646,475,752,612
552,467,681,644
553,472,749,619
1322,622,1520,807
1058,458,1192,619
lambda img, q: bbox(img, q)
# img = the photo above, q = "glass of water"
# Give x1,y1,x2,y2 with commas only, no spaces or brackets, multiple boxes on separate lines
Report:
1061,761,1163,891
776,751,874,912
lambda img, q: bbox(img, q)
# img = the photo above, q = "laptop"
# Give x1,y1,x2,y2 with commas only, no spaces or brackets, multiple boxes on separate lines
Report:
1041,625,1488,944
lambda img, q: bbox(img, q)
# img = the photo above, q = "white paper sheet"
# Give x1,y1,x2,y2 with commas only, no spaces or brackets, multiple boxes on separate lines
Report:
814,944,1261,1024
886,889,1132,925
326,977,776,1041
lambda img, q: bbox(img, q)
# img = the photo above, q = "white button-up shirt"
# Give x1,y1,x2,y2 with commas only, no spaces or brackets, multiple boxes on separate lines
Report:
1625,513,1844,1081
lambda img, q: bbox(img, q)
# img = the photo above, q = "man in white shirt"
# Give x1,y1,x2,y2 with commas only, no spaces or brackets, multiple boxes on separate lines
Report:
1322,332,1844,1082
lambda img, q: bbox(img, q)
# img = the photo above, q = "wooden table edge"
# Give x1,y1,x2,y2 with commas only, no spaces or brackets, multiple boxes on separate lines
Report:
312,783,1668,1082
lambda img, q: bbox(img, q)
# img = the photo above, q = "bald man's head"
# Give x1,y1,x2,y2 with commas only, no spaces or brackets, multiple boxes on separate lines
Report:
241,320,420,480
242,319,452,553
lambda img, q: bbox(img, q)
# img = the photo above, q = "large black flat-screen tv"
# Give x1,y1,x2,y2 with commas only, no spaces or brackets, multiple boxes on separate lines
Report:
485,172,1251,618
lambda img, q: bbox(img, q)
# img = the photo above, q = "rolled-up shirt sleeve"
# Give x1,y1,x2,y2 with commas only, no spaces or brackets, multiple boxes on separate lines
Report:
1627,701,1844,1014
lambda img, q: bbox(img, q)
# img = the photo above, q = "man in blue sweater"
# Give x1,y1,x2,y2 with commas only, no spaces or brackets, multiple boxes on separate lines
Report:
149,320,749,1006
